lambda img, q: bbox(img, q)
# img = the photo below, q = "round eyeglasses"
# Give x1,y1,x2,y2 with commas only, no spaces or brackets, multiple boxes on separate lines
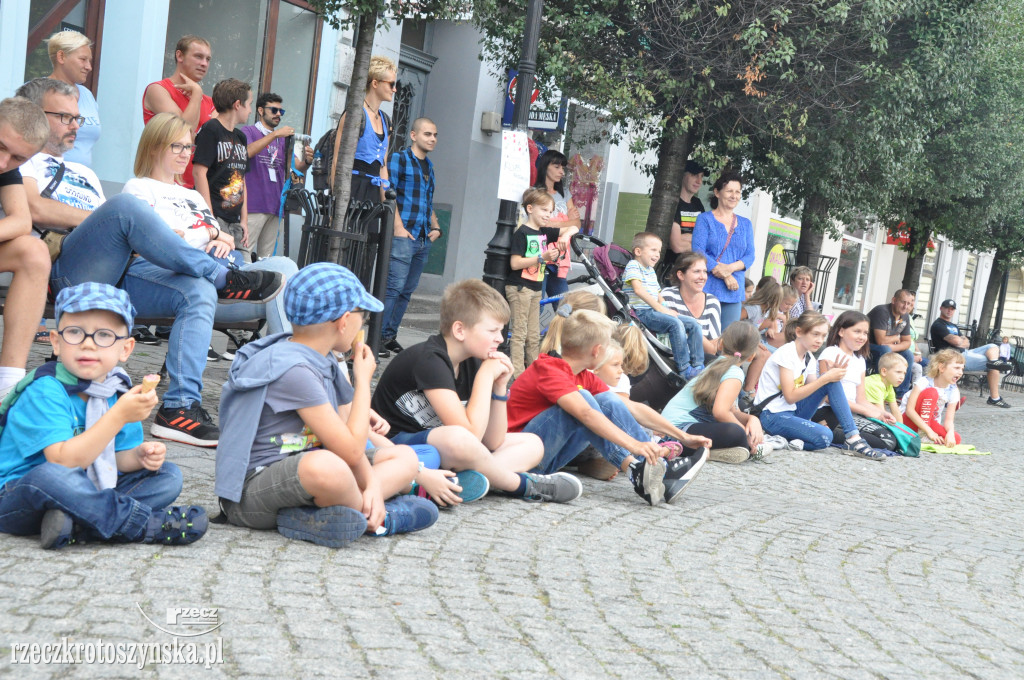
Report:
56,326,129,348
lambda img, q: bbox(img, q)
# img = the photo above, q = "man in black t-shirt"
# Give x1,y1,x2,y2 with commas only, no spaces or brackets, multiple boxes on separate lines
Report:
867,289,916,398
0,97,52,400
929,298,1011,408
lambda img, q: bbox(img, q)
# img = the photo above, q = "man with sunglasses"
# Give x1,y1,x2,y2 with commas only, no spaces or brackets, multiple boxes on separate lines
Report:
240,93,312,259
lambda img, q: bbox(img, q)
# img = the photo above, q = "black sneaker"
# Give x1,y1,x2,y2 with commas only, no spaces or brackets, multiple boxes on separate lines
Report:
151,404,219,447
377,347,392,359
218,269,284,303
630,457,666,506
40,509,78,550
132,326,161,345
383,338,404,354
987,359,1013,373
143,506,208,545
206,346,221,362
664,448,709,503
987,397,1012,408
522,472,583,503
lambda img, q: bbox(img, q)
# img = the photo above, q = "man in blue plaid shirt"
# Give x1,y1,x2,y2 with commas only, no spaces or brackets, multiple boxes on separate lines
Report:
380,118,441,357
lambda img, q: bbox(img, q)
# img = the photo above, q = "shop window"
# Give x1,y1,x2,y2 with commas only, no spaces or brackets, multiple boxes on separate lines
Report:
163,0,320,133
833,231,876,310
23,0,105,89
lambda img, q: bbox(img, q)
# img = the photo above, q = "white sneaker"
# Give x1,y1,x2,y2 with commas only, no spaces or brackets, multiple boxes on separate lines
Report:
787,439,805,451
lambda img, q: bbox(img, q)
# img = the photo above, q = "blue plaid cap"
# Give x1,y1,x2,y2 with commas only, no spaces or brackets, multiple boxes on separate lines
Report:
55,283,136,331
284,263,383,326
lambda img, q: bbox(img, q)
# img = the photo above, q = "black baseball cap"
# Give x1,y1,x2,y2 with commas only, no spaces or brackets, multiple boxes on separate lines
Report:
684,160,707,176
940,299,957,309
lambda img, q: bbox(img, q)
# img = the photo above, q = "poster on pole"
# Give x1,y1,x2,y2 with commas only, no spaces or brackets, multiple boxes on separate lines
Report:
497,130,530,202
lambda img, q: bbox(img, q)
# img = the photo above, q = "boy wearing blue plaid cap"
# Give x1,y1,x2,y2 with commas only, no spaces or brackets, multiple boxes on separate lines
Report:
0,283,208,549
215,263,437,547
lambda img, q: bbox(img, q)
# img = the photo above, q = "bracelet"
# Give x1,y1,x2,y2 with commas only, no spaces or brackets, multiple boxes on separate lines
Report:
491,392,509,401
536,254,543,265
430,227,442,235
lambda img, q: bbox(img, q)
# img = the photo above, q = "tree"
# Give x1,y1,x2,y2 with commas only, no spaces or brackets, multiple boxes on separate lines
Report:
473,0,910,246
308,1,467,226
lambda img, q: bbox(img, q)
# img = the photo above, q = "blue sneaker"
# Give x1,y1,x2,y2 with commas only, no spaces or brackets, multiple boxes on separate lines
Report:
451,470,489,503
143,505,209,545
277,505,367,548
373,496,439,536
683,365,704,381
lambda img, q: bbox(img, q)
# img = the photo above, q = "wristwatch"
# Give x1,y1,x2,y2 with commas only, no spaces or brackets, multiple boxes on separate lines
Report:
429,227,442,237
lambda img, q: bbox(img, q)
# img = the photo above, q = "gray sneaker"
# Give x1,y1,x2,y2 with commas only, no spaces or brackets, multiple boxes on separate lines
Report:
522,472,583,503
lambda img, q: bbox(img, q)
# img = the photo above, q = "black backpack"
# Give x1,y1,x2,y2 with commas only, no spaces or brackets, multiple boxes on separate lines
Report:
310,110,392,191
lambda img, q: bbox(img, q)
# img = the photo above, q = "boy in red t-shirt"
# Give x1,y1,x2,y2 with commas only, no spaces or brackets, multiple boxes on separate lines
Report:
508,309,710,505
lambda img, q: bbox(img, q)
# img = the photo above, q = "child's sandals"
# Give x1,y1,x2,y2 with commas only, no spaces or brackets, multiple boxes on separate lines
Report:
847,437,886,462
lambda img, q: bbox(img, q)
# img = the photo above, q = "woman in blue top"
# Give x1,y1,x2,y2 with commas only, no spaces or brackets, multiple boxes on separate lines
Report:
691,171,755,329
330,55,395,204
45,30,100,167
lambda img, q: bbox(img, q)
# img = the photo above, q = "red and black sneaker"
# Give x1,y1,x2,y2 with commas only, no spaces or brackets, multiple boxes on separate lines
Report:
151,404,219,447
217,269,284,304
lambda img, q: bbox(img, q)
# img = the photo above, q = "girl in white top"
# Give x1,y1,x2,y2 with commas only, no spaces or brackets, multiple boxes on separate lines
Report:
123,113,297,334
755,312,885,460
816,311,897,450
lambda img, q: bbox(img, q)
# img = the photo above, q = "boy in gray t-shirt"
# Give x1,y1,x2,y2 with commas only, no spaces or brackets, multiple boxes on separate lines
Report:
215,264,437,547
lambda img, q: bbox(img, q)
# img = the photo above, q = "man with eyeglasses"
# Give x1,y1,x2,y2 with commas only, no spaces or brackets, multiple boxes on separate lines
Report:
14,78,284,448
240,92,312,259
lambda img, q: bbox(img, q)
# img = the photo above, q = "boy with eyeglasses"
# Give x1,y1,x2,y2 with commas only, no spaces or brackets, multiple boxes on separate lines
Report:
0,283,209,549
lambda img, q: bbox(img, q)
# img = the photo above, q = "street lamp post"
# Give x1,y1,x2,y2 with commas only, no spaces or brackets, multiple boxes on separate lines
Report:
482,0,545,296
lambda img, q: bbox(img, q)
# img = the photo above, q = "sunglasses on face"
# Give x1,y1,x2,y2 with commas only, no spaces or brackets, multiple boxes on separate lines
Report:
264,106,285,115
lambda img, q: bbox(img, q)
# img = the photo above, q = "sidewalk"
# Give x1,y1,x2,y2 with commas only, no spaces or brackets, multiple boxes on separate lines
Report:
3,305,1024,678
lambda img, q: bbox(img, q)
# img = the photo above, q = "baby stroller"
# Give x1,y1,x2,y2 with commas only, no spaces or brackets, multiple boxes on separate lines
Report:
569,234,685,410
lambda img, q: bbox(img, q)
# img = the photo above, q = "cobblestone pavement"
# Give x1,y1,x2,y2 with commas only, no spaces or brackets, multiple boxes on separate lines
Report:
2,305,1024,678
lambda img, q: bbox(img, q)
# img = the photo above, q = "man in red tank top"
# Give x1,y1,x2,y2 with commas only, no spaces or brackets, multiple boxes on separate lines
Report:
142,35,215,188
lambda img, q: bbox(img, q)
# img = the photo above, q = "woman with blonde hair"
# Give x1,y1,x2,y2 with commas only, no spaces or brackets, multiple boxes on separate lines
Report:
123,112,297,335
45,30,99,166
329,55,397,203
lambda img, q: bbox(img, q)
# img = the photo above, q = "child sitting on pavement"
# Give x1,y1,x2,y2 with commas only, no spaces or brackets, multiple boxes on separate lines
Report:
0,283,208,549
215,263,437,548
623,232,705,380
901,348,964,446
864,352,908,424
663,321,772,464
372,279,581,504
507,307,711,506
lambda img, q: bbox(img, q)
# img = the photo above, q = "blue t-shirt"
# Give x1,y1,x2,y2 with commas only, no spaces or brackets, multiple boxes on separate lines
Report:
65,84,101,167
0,376,142,487
662,364,744,428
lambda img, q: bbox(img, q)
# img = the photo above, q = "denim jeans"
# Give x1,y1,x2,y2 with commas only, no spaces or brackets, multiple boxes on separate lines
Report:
213,255,298,335
523,390,647,473
634,306,704,372
381,236,431,342
719,302,742,330
869,344,915,397
964,344,996,372
0,462,182,541
50,194,226,409
759,382,859,450
542,264,568,309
